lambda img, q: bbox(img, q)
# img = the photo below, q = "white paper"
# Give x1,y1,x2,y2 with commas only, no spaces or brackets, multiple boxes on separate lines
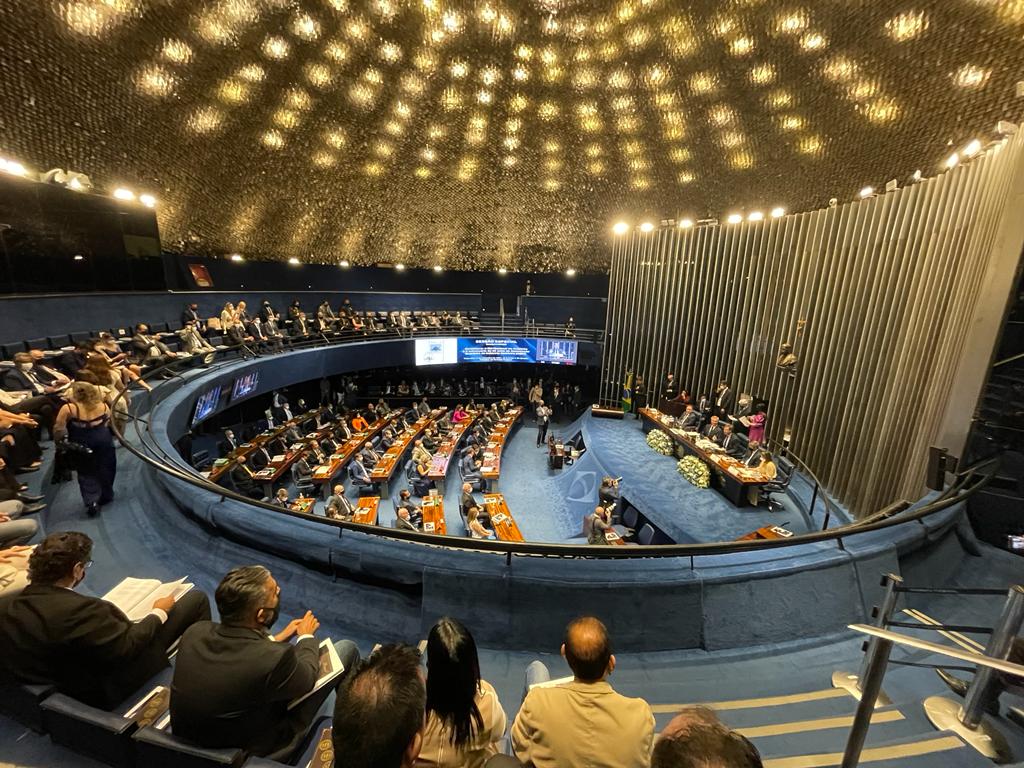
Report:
529,675,574,690
102,576,194,622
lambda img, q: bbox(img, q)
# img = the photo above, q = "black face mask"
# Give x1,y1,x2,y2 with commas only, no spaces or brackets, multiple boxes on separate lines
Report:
259,603,280,631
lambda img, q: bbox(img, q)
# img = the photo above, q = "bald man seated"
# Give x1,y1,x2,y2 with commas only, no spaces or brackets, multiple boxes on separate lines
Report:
511,616,654,768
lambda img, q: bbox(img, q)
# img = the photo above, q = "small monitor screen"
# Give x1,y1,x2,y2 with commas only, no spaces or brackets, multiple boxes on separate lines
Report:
415,337,458,366
231,371,260,401
535,338,578,365
192,385,222,425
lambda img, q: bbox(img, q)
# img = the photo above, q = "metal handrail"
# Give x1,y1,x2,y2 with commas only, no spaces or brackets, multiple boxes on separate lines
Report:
110,336,1001,561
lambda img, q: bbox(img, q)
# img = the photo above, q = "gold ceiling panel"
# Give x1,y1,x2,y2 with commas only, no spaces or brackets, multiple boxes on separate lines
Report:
0,0,1022,272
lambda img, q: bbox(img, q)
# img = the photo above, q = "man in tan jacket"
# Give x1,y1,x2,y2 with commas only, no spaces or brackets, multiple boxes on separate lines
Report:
510,616,655,768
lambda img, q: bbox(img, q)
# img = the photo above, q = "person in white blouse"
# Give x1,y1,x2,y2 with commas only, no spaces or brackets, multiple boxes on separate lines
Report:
415,617,506,768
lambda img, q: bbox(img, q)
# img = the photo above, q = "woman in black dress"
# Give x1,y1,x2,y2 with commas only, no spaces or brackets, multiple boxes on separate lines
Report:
54,382,117,517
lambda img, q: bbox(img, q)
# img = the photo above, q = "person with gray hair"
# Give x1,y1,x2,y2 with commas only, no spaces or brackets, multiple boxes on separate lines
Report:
651,706,762,768
170,565,360,761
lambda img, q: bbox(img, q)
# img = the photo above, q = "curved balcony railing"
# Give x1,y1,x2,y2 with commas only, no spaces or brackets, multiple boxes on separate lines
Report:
113,331,999,561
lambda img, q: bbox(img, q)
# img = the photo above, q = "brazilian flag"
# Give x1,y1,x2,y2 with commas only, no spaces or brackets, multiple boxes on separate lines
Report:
621,370,634,413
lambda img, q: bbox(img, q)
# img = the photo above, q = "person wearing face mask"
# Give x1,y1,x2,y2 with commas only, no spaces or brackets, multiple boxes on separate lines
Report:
130,323,179,371
169,565,360,761
0,531,211,709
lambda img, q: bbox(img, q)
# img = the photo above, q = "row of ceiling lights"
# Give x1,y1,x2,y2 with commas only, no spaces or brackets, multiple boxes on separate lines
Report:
227,252,578,277
612,206,786,234
0,153,158,208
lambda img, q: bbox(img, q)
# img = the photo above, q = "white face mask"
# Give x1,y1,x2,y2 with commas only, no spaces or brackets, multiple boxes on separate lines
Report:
18,362,32,371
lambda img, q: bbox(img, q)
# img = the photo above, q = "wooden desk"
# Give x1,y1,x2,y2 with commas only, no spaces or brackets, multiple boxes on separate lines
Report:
207,407,326,484
482,493,524,542
310,411,403,499
289,497,316,515
604,529,627,545
351,496,380,526
479,407,523,491
426,413,479,493
548,441,565,470
370,408,446,496
420,495,447,536
638,407,772,507
735,525,793,541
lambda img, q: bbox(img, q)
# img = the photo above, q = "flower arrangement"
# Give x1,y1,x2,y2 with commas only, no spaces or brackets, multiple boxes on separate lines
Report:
678,455,710,488
646,429,674,455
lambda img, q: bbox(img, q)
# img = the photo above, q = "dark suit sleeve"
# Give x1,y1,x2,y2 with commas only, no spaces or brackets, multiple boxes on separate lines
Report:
266,637,320,702
1,370,24,391
65,599,163,664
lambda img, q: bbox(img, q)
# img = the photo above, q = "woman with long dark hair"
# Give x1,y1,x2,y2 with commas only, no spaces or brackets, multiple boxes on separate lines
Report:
417,617,506,768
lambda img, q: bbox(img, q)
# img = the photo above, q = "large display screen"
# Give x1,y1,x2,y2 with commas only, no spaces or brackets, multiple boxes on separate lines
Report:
231,371,260,401
192,385,222,424
414,337,577,366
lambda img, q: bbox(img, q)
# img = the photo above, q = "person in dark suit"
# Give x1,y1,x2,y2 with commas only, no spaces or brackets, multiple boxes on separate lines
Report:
662,373,678,403
396,489,423,527
678,404,702,431
228,456,263,499
170,565,360,760
219,429,239,456
742,441,763,468
714,381,734,418
702,415,724,444
271,488,290,508
3,353,67,402
719,424,745,458
395,507,419,532
58,341,92,377
181,302,204,331
325,484,355,521
0,531,210,709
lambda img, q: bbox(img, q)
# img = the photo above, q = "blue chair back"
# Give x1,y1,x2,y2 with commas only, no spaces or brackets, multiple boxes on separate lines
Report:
637,523,655,546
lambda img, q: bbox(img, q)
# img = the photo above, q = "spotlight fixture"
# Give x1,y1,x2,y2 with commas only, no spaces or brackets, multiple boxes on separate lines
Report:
639,221,654,233
770,207,785,218
395,263,405,270
828,197,838,208
73,254,84,261
113,187,135,201
0,159,28,177
288,257,300,265
859,186,875,199
996,120,1018,136
962,139,981,158
432,264,443,272
230,253,243,262
498,267,508,274
678,218,694,229
747,211,764,222
885,178,898,192
339,259,350,267
726,213,743,224
911,169,922,183
565,268,576,276
944,152,959,169
139,194,157,208
612,221,630,236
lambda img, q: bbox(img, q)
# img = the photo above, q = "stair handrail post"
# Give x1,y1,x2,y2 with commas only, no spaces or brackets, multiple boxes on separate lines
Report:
840,633,895,768
960,584,1024,729
855,573,903,686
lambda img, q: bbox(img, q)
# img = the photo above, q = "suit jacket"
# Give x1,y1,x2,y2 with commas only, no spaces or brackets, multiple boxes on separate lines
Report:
715,388,735,415
702,424,724,443
325,494,355,520
170,622,319,756
511,679,654,768
394,515,418,532
349,459,371,484
2,367,45,394
58,350,88,376
0,584,169,708
132,334,172,361
181,308,203,327
679,411,702,430
720,433,745,459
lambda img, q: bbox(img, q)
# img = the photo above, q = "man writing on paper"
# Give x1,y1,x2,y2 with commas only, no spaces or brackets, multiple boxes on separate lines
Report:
0,531,211,708
170,565,360,761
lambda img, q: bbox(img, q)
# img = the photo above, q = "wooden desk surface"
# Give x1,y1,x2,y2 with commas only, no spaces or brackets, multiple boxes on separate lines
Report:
480,407,523,480
420,495,447,535
638,408,772,486
482,493,524,542
426,413,479,481
369,409,445,482
351,496,380,526
735,525,793,541
207,407,326,483
604,529,627,545
289,497,317,515
311,411,403,486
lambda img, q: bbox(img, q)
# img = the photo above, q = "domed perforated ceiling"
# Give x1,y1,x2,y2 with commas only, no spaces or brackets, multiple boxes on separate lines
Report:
1,0,1022,272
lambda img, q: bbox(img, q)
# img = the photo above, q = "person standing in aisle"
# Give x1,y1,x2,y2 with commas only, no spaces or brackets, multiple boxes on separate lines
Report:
536,401,552,446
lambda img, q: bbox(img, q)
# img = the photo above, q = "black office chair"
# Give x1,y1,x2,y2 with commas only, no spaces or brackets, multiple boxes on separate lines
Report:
763,457,795,513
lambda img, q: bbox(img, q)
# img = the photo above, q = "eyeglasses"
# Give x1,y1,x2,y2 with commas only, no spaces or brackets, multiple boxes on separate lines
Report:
81,560,93,570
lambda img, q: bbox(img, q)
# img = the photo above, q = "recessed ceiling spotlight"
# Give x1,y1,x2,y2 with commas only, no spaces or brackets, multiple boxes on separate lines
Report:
747,211,764,222
288,257,300,264
944,152,959,169
639,221,654,233
395,263,405,270
113,187,135,201
433,264,443,272
678,218,694,229
139,194,157,208
498,267,508,274
0,159,28,177
726,213,743,224
230,253,243,262
340,259,350,267
770,207,785,218
565,268,576,276
859,186,875,198
612,221,629,235
962,139,981,158
73,254,84,261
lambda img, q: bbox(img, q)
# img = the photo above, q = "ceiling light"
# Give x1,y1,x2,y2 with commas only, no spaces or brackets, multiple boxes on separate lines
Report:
944,152,959,169
639,221,654,233
962,139,981,158
565,268,576,276
230,253,243,262
433,265,443,272
68,177,85,191
395,263,405,270
612,221,629,236
911,170,922,182
771,207,786,218
0,159,28,177
339,259,350,267
747,211,764,222
73,254,84,261
859,186,875,198
726,213,743,224
288,257,300,265
113,188,135,201
139,194,156,208
498,267,508,274
678,218,694,229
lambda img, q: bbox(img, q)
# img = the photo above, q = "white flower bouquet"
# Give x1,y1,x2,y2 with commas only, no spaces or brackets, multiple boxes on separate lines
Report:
646,429,674,456
678,455,710,488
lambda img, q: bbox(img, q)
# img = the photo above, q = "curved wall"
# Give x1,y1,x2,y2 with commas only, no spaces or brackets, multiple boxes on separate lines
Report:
145,341,965,651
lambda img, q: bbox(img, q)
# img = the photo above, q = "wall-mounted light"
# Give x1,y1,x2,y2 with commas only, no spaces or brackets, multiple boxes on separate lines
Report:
612,221,629,236
639,221,654,233
0,158,28,177
287,257,300,265
678,218,694,229
498,267,508,274
726,213,743,224
433,264,443,272
395,263,405,270
770,207,785,218
962,139,981,158
230,253,243,262
339,259,350,267
747,211,764,222
565,268,576,276
113,187,135,201
859,186,875,198
139,193,157,208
